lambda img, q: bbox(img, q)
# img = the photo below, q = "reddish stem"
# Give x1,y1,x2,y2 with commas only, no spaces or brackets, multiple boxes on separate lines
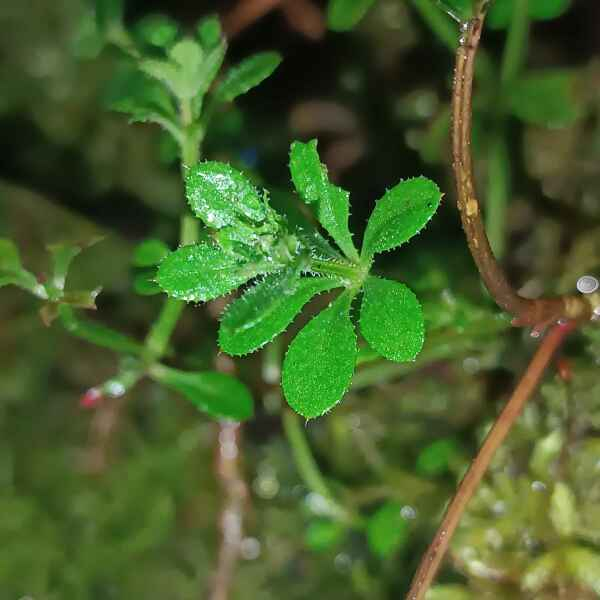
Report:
451,1,595,327
406,321,577,599
209,421,248,600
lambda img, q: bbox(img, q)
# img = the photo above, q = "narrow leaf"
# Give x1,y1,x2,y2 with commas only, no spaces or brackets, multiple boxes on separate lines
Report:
289,140,358,261
362,176,441,257
282,292,357,418
214,52,282,103
157,243,273,302
61,288,102,309
219,269,340,356
508,70,582,128
133,238,171,267
426,586,474,600
59,305,143,355
197,15,222,50
186,161,266,229
133,14,179,49
46,243,81,298
0,238,22,272
549,482,578,538
168,38,206,100
327,0,376,31
367,501,410,558
359,276,424,362
195,41,227,99
169,38,204,69
150,365,253,420
0,270,43,295
95,0,124,33
0,238,44,296
133,271,161,296
488,0,571,29
529,0,571,20
305,520,347,552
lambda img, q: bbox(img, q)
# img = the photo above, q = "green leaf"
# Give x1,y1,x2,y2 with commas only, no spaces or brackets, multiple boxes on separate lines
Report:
437,0,473,20
416,437,461,477
197,15,222,50
157,243,273,303
327,0,376,31
522,552,560,593
529,0,571,20
367,501,410,558
140,37,222,103
214,52,282,104
282,292,356,418
58,305,143,355
565,546,600,594
46,243,81,299
169,38,204,70
186,161,267,228
508,70,582,128
108,67,180,139
133,271,161,296
219,269,340,356
133,14,179,48
426,586,474,600
289,140,358,261
305,519,347,552
359,277,424,362
362,177,441,257
0,270,43,295
549,482,578,538
0,238,22,272
488,0,571,28
94,0,124,34
61,288,102,309
132,239,171,267
194,41,227,100
150,365,253,420
0,238,44,296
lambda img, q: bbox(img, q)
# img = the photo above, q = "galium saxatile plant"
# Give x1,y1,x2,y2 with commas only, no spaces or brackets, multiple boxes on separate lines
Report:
0,1,442,424
157,140,441,418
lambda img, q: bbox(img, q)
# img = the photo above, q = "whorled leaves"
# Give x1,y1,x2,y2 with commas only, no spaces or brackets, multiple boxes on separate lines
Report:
158,139,441,418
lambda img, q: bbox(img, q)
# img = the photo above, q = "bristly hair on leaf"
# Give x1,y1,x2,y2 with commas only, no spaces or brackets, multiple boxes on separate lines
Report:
156,138,441,418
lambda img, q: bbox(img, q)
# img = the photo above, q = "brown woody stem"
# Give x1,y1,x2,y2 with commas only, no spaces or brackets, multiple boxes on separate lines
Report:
451,0,593,327
406,320,577,600
209,421,248,600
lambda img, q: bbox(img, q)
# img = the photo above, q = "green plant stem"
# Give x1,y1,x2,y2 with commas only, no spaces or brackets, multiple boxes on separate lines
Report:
500,0,530,87
483,1,528,258
282,409,358,525
310,257,365,286
143,93,202,365
143,216,199,363
485,131,511,258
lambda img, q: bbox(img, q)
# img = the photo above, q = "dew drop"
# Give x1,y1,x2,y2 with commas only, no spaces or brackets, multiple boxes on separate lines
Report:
240,537,261,560
531,480,547,492
577,275,599,294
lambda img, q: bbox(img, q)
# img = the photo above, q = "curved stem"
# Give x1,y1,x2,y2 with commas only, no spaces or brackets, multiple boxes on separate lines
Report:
405,320,576,600
282,409,359,525
451,0,594,326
